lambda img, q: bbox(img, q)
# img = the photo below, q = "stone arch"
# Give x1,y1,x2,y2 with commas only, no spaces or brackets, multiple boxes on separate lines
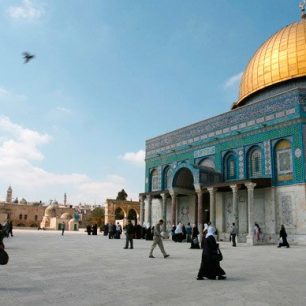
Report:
115,207,125,220
171,162,199,188
105,199,140,226
173,167,194,190
127,208,137,223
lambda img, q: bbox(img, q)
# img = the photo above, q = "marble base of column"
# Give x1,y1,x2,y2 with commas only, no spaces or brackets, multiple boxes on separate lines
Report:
246,234,254,245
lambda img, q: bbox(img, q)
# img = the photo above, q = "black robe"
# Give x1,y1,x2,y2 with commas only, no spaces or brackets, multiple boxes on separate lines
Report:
197,235,225,279
279,228,289,247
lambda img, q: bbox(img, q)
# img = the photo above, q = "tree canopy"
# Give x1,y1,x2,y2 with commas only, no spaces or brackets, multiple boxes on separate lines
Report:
88,207,105,226
116,189,128,201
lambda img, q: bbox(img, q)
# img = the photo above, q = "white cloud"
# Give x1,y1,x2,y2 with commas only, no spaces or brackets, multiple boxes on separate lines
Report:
7,0,44,21
55,106,72,114
119,150,145,166
0,86,27,103
0,116,50,161
224,72,243,89
0,116,136,204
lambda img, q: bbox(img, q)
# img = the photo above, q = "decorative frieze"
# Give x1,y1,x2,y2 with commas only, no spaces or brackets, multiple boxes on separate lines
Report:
146,89,300,158
264,140,272,175
194,146,215,159
238,149,244,179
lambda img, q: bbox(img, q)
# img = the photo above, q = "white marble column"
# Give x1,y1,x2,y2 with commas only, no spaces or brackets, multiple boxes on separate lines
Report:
270,187,277,234
207,187,216,226
194,185,203,235
246,182,256,245
146,194,152,227
230,184,239,232
161,193,167,232
139,195,145,225
169,191,177,226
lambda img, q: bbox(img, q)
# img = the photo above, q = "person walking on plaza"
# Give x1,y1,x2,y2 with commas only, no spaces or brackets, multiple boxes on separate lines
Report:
124,220,135,249
8,221,13,237
186,222,192,243
149,219,170,258
278,224,290,248
86,224,92,235
197,226,226,280
190,224,200,249
174,222,183,242
61,222,65,236
254,222,262,242
230,222,237,247
115,222,122,239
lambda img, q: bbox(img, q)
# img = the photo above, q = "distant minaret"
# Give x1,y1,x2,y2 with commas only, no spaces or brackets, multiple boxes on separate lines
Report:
64,193,67,206
6,186,12,203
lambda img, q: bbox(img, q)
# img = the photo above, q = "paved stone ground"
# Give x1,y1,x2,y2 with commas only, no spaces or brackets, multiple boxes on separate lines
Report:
0,229,306,306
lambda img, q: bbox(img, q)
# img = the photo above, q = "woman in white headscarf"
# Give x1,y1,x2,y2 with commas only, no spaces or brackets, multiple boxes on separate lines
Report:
197,226,226,280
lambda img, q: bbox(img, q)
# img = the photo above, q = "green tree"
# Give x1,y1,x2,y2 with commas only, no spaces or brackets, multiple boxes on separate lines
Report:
88,207,105,226
116,189,128,201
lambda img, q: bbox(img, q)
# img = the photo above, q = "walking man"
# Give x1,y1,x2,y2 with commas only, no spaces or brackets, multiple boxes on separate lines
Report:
61,222,65,236
124,219,135,249
230,222,237,247
149,219,170,258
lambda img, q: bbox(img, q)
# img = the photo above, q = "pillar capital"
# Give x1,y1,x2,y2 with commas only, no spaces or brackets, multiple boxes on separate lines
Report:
245,182,256,191
194,183,203,194
139,194,145,202
230,184,238,193
168,188,176,198
207,187,216,194
160,193,167,200
146,194,152,201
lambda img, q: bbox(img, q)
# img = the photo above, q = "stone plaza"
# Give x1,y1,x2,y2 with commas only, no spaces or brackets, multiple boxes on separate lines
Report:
0,229,306,306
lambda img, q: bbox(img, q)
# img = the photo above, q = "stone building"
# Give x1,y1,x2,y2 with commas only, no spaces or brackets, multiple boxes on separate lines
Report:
104,199,140,227
0,187,77,230
40,202,78,231
140,6,306,245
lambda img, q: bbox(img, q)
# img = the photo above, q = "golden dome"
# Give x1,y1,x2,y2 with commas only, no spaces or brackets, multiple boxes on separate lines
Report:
235,17,306,108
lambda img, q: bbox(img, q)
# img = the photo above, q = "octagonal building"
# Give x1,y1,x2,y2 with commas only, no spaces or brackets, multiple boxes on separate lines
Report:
139,7,306,245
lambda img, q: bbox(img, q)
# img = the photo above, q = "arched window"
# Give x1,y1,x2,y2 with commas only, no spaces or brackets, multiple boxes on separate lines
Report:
248,148,262,177
151,169,159,191
224,152,237,180
275,140,293,181
163,166,171,190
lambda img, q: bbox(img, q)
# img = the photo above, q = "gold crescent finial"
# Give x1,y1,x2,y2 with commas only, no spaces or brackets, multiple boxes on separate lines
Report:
300,0,306,19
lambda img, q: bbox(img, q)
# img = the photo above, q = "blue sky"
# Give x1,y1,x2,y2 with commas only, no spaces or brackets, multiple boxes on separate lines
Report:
0,0,300,204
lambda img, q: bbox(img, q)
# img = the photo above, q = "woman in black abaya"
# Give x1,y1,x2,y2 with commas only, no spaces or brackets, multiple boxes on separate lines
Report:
197,226,226,280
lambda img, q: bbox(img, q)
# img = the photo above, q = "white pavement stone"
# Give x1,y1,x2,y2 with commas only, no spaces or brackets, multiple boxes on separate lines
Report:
0,229,306,306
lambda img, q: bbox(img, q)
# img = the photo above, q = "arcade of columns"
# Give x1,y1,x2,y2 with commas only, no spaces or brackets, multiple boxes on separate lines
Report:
139,182,258,243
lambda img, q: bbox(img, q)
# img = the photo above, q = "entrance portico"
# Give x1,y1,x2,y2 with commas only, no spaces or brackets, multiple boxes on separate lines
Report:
140,178,271,244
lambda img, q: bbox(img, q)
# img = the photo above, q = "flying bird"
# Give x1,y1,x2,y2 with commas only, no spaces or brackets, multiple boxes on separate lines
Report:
22,52,35,63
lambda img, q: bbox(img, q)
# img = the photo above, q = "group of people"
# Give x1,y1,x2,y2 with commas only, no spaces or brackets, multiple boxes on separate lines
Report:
229,222,289,248
170,222,193,243
103,222,162,241
86,224,98,235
